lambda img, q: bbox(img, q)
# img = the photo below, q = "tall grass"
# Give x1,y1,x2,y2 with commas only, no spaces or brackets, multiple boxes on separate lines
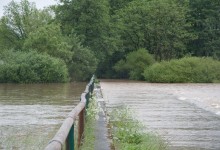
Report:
143,57,220,83
109,107,167,150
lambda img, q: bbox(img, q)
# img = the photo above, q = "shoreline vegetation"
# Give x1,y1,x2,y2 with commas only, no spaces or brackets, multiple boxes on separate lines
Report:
1,0,220,83
109,107,167,150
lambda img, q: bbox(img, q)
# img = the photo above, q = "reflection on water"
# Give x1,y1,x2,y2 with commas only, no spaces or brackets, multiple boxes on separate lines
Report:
101,80,220,150
0,82,86,150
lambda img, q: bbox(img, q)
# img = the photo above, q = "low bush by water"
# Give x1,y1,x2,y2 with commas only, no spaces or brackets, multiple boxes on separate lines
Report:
0,50,69,83
143,57,220,83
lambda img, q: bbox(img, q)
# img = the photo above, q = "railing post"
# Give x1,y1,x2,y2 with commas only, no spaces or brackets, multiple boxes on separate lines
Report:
77,107,85,148
66,125,74,150
86,92,90,109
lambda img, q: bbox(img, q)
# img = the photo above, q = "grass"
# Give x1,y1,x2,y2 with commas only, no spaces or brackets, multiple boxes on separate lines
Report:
78,95,99,150
108,106,167,150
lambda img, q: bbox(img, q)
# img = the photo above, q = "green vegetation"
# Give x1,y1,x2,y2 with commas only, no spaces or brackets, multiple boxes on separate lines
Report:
0,50,68,83
143,57,220,83
109,107,167,150
0,0,220,82
79,95,99,150
114,48,155,80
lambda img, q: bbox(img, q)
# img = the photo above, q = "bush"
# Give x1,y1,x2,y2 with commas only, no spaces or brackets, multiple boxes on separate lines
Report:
114,48,155,80
0,50,69,83
143,57,220,83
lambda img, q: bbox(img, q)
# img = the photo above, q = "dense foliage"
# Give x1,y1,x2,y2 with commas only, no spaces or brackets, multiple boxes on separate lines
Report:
114,48,155,80
0,50,68,83
143,57,220,83
0,0,220,82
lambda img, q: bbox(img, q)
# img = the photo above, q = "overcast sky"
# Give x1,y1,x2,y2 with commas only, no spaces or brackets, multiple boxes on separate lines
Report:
0,0,58,17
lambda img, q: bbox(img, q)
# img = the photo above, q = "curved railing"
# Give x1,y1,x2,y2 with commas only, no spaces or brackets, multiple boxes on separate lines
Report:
45,76,95,150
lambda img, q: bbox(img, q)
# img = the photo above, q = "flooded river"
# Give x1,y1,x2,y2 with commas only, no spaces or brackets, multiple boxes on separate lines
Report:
100,80,220,150
0,82,86,149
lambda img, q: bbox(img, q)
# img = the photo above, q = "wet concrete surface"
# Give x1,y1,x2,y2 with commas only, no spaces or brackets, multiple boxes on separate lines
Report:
94,87,111,150
100,80,220,150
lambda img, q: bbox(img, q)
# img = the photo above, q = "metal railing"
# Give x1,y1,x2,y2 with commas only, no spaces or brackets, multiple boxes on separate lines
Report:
45,76,95,150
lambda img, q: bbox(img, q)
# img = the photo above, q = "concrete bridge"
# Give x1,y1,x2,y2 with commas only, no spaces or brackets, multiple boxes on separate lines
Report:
100,80,220,150
45,78,220,150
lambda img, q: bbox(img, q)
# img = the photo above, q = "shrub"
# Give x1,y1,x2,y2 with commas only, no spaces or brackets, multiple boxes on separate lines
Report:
143,57,220,83
0,50,69,83
114,48,155,80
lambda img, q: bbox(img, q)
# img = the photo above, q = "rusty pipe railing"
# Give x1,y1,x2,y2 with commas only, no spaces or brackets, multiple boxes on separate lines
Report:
45,76,95,150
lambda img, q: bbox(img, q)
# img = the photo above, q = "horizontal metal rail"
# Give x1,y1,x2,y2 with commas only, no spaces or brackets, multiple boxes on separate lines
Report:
45,76,94,150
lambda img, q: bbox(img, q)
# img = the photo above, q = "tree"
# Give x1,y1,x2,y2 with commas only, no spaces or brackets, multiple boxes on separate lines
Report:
0,0,53,49
109,0,133,15
23,23,73,63
56,0,118,61
113,0,194,60
67,33,98,81
114,48,155,80
188,0,220,59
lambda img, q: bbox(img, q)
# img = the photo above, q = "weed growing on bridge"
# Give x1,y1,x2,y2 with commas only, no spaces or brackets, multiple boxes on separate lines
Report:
109,106,167,150
79,95,99,150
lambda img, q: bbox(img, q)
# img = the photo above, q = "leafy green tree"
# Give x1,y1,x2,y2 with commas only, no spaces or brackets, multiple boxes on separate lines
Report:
113,0,194,60
69,46,98,81
114,48,155,80
67,33,98,81
23,23,73,63
56,0,118,61
188,0,220,59
109,0,133,15
0,0,53,49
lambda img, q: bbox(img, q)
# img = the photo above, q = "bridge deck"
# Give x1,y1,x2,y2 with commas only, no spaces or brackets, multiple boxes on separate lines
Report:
94,86,111,150
100,80,220,150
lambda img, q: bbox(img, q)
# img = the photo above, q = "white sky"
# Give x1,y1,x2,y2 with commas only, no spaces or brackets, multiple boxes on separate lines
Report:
0,0,58,17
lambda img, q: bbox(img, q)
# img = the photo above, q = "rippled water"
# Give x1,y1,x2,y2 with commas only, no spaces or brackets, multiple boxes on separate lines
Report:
0,82,86,150
101,80,220,150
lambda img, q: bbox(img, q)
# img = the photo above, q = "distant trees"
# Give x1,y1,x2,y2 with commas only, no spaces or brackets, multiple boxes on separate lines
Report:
0,0,97,82
187,0,220,58
56,0,113,60
114,48,155,80
113,0,193,61
0,0,53,49
0,0,220,82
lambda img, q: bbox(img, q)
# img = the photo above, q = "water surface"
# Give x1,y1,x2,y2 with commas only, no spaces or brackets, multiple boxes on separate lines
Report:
0,82,86,149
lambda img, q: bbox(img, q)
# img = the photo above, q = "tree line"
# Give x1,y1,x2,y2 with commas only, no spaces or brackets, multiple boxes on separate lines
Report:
0,0,220,83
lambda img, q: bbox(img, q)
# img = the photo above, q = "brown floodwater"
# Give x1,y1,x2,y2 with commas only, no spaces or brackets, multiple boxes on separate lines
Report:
100,80,220,150
0,82,86,149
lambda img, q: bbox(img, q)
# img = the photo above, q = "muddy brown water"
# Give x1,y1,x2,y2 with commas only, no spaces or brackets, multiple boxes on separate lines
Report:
100,80,220,150
0,82,86,150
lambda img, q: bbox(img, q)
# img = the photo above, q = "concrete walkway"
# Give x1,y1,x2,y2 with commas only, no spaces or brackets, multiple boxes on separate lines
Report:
100,80,220,150
94,85,111,150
